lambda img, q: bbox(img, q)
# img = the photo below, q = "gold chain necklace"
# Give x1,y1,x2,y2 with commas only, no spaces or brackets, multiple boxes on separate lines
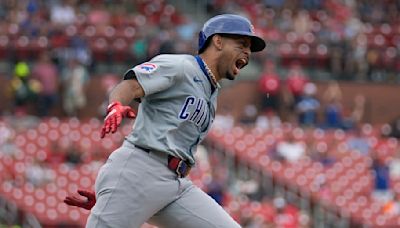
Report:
201,57,221,89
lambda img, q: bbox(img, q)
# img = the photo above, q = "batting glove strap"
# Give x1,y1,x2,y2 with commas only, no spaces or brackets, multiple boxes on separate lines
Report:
64,189,96,210
106,101,122,112
101,101,136,138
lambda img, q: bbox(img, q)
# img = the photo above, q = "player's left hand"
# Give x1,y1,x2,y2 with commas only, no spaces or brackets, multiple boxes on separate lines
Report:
64,189,96,210
101,101,136,138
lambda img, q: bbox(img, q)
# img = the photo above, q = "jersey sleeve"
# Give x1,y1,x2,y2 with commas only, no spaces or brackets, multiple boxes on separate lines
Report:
123,55,183,96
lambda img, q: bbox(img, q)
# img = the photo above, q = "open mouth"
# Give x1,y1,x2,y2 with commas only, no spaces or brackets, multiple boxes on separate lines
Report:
235,58,248,70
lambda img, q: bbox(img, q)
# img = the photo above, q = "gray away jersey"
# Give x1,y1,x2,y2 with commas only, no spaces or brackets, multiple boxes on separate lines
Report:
124,54,219,165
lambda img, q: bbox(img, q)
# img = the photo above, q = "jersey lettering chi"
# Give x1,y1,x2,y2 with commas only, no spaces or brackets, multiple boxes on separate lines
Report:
179,96,209,128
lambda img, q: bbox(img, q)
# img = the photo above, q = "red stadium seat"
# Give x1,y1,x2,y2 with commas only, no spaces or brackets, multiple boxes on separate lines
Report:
110,38,130,62
313,44,329,68
297,43,311,66
102,26,116,41
29,36,49,56
0,35,10,60
90,37,109,62
286,32,299,44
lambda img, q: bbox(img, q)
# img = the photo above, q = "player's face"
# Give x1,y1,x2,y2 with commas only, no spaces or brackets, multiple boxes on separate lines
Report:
219,35,251,80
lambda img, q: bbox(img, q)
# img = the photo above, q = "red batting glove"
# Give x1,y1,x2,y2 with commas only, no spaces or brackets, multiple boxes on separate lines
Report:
101,101,136,138
64,189,96,210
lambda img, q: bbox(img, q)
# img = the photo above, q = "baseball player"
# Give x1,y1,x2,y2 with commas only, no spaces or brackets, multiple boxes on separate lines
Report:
64,14,266,227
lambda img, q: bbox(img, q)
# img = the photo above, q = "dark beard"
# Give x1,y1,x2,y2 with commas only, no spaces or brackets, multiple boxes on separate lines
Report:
226,72,235,80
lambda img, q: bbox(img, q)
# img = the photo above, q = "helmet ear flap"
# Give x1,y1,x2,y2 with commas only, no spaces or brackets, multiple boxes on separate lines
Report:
198,31,207,53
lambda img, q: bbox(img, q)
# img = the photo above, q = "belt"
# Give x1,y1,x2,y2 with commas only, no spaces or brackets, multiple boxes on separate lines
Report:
134,145,191,178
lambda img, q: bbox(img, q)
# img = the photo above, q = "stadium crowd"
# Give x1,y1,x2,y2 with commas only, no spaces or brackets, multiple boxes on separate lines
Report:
0,0,400,227
0,0,398,118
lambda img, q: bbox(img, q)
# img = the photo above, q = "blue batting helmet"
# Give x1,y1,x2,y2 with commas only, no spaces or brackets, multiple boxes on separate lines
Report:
198,14,266,53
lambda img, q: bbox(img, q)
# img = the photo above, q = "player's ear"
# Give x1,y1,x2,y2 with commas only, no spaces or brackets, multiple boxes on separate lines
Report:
211,34,223,51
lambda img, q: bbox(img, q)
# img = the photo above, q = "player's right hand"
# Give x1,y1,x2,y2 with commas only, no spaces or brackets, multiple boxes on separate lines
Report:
63,189,96,210
101,101,136,138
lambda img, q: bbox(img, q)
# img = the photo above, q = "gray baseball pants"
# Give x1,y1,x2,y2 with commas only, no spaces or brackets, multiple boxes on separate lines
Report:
85,141,241,228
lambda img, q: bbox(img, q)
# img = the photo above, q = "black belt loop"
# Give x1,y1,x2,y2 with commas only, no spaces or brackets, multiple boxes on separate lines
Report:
134,144,151,153
134,144,191,178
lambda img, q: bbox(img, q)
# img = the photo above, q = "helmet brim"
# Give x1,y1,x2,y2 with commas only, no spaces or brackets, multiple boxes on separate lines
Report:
249,35,266,52
219,32,266,52
199,32,267,54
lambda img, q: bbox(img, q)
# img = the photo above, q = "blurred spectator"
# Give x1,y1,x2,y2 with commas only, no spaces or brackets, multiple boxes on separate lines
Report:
0,136,20,157
264,0,285,9
236,178,263,202
194,145,211,170
0,0,398,85
241,216,268,228
206,171,225,206
214,104,235,132
371,155,392,204
61,58,89,117
0,123,10,141
293,10,312,35
322,80,342,107
69,35,92,66
382,116,400,139
389,151,400,179
346,127,370,155
280,84,296,123
296,82,320,126
25,159,54,187
285,63,308,106
88,4,110,27
19,8,44,38
176,18,197,42
258,60,281,114
383,193,400,215
302,0,322,9
239,104,258,126
317,174,332,203
330,44,345,76
273,196,300,228
277,8,294,32
3,161,24,187
298,210,311,228
255,110,281,130
31,51,59,116
322,81,343,129
52,33,92,68
130,30,149,64
345,34,368,81
351,94,367,123
342,94,366,130
0,123,18,156
276,132,306,163
50,1,77,26
45,142,66,166
159,39,176,55
9,62,41,116
307,139,336,167
65,145,82,166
